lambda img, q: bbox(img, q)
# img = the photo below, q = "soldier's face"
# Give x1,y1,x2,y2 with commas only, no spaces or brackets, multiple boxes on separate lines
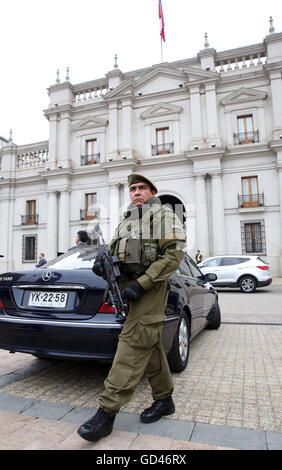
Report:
129,182,157,206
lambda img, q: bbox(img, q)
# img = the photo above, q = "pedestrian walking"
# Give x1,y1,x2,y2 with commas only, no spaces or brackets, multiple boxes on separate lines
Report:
77,173,186,443
195,249,203,264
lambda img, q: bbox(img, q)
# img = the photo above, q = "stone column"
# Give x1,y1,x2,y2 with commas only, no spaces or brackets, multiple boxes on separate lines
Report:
121,98,133,158
189,85,203,146
47,190,58,260
123,182,131,210
205,83,220,146
269,70,282,139
108,102,118,159
278,165,282,275
194,174,210,257
48,115,58,170
109,184,120,239
58,189,70,254
58,111,71,168
211,173,226,255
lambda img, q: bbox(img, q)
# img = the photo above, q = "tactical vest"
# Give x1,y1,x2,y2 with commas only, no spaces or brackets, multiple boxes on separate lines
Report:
108,198,185,276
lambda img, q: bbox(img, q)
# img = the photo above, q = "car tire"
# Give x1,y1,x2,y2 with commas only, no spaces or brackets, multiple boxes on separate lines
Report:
206,299,221,330
168,312,190,372
239,276,257,293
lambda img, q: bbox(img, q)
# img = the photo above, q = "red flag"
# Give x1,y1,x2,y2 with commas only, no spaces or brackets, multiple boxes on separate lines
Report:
159,0,165,42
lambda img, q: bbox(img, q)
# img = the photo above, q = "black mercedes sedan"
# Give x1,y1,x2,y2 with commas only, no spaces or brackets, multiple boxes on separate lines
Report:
0,247,220,372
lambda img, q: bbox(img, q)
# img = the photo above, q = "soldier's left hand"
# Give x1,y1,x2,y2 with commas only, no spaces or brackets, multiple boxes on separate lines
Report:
122,281,144,302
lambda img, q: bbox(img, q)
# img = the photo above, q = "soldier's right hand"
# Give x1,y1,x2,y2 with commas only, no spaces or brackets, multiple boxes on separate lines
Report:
92,258,105,278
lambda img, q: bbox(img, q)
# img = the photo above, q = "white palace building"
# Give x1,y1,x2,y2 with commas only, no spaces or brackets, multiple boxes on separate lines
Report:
1,19,282,276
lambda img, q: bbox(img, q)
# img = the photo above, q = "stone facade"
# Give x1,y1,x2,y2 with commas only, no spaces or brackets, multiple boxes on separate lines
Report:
1,27,282,275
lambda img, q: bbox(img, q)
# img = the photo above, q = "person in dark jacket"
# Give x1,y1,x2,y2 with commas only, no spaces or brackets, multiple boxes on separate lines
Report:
35,253,47,267
68,231,90,251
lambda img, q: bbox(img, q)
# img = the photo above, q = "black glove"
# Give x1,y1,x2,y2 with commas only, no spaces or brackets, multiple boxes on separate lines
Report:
92,257,105,278
122,281,144,302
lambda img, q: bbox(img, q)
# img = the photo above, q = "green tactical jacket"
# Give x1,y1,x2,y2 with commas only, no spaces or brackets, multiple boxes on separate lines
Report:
108,197,186,291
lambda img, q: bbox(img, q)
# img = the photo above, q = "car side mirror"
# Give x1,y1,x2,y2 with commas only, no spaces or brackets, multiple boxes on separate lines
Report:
204,273,217,282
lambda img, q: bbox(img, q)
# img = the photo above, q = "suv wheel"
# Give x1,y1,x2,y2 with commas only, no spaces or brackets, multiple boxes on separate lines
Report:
168,312,190,372
239,276,257,293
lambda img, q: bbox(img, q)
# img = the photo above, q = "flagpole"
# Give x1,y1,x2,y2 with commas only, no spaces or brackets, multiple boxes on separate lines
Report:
158,0,165,63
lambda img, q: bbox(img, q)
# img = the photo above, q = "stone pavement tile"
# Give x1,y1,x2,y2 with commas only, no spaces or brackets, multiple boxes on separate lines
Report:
22,400,74,420
266,431,282,450
61,406,97,424
55,430,138,450
115,412,194,441
0,393,36,414
169,440,233,450
0,414,77,450
192,422,267,450
0,351,37,375
128,433,174,450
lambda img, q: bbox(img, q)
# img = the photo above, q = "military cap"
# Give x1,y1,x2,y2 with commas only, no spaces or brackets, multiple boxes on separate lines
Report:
128,173,158,193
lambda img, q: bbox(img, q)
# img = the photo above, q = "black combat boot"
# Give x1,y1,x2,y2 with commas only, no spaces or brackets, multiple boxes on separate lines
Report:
140,396,175,423
77,408,115,442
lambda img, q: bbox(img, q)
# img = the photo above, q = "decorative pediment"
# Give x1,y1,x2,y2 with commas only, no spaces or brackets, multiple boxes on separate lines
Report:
104,78,135,100
221,87,267,105
105,66,187,99
135,66,186,89
73,116,108,131
104,64,219,100
182,66,219,83
140,102,183,119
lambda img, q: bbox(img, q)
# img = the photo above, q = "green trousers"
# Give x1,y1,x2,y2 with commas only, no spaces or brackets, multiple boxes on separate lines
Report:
99,281,174,415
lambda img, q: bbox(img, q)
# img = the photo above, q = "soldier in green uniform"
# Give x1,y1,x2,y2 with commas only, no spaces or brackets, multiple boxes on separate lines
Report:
78,173,186,443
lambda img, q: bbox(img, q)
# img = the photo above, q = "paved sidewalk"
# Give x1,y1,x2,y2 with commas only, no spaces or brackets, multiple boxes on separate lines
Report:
1,281,282,451
0,409,232,450
0,320,281,450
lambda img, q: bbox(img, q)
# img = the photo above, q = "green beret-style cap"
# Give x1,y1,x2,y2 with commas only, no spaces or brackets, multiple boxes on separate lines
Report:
128,173,158,193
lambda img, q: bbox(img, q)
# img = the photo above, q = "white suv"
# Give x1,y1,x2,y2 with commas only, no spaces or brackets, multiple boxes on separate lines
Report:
198,255,272,293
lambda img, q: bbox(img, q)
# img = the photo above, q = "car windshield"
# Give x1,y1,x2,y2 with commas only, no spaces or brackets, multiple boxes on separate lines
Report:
42,246,99,270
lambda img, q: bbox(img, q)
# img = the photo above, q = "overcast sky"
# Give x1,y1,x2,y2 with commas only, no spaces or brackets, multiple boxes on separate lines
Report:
1,0,281,145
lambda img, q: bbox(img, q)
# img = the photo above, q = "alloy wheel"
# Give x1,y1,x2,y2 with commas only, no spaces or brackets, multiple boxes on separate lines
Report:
178,317,188,361
241,277,255,292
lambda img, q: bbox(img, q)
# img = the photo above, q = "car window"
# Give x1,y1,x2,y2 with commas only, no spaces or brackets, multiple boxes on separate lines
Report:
222,257,250,266
186,256,202,277
43,246,98,270
203,257,222,267
221,257,240,266
257,257,267,264
180,256,193,277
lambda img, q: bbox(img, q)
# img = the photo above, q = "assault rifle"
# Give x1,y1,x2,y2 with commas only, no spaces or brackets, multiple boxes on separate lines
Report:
93,224,128,319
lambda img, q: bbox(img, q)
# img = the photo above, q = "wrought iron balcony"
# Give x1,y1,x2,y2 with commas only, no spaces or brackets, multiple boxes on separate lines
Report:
80,208,100,220
238,193,264,208
21,214,39,225
233,130,259,145
81,153,100,166
151,143,174,156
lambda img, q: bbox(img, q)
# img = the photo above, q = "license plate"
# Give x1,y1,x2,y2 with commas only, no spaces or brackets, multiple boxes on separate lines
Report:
28,291,68,308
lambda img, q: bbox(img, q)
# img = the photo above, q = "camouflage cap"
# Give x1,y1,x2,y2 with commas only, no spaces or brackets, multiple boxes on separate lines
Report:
128,173,158,193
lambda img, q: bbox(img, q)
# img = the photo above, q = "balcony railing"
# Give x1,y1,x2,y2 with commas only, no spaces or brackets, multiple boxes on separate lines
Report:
80,208,100,220
152,143,174,156
81,154,100,166
238,193,264,208
233,130,259,145
21,214,39,225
